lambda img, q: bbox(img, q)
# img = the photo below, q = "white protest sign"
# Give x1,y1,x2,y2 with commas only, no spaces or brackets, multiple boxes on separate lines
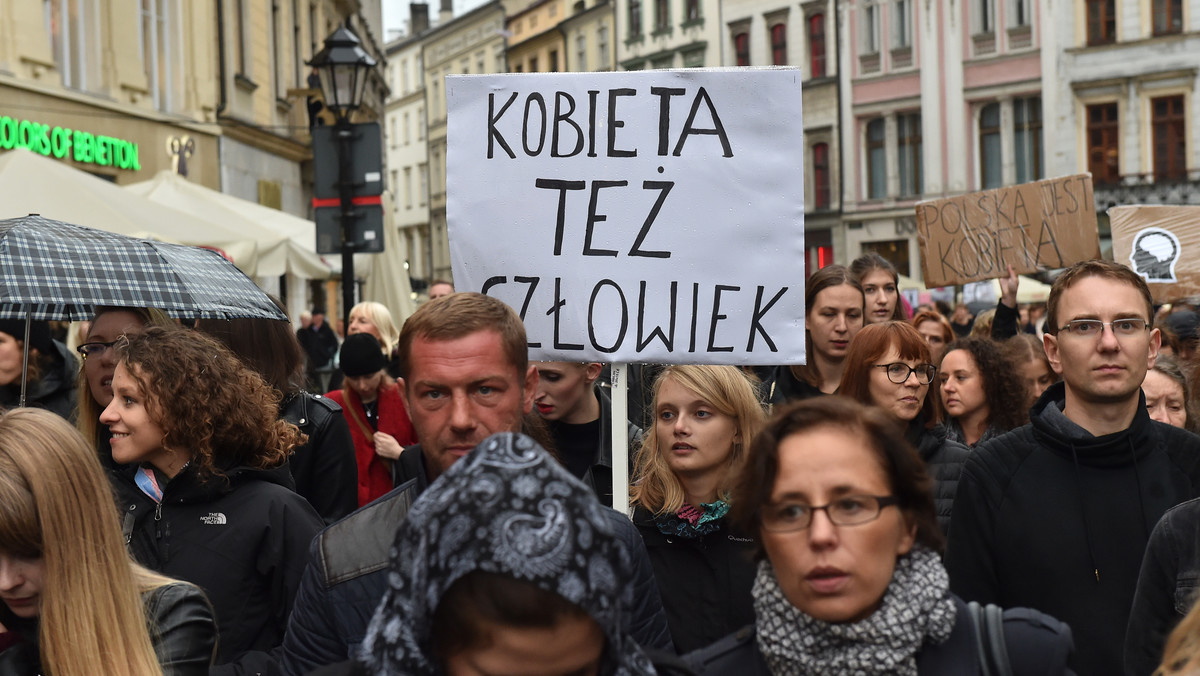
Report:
446,69,806,365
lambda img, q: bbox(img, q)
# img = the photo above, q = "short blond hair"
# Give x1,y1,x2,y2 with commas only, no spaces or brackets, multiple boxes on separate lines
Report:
350,301,401,354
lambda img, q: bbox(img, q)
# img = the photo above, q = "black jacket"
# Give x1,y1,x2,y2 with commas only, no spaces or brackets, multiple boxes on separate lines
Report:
945,382,1200,676
0,339,77,421
683,595,1074,675
280,391,358,524
633,507,757,654
1125,496,1200,675
547,386,643,508
279,444,675,675
113,462,324,674
0,581,217,676
909,420,970,535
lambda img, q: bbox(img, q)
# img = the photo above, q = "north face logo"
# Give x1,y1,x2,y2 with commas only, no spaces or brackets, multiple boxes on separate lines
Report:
200,512,227,525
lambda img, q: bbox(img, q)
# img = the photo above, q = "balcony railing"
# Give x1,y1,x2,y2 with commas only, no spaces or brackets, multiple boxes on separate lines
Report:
1093,171,1200,209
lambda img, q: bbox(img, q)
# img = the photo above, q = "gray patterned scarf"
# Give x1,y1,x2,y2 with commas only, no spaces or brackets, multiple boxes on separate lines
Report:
753,546,956,675
359,432,657,676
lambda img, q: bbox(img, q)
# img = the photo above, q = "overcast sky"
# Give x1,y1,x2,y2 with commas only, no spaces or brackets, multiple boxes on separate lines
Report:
382,0,489,42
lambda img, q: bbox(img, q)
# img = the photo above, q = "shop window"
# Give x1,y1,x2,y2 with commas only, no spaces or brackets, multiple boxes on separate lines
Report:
1087,102,1120,184
866,118,886,199
813,142,831,209
734,32,750,66
1086,0,1115,44
770,24,788,65
862,240,911,276
1153,0,1183,34
1014,97,1042,183
897,113,922,197
1152,95,1187,180
979,103,1002,189
806,228,834,278
808,14,826,77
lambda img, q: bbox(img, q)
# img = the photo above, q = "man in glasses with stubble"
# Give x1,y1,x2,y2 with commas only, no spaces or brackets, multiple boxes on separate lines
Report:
944,259,1200,676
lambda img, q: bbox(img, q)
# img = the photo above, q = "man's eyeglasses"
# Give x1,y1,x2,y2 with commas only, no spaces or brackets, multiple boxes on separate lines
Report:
761,495,900,532
873,362,937,385
76,340,118,357
1057,319,1149,339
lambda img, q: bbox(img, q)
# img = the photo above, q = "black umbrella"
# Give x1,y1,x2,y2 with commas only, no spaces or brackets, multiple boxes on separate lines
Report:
0,214,288,405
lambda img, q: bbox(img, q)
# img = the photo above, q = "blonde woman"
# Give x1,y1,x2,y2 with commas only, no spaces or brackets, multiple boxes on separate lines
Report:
347,301,402,377
630,365,766,653
0,408,215,675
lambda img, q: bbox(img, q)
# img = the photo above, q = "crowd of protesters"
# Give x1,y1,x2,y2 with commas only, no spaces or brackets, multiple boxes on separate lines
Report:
6,256,1200,675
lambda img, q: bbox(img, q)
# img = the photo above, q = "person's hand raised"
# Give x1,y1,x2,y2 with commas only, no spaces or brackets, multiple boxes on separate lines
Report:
999,264,1019,309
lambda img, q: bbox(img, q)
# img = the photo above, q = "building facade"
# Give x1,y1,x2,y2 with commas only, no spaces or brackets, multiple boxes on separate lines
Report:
422,0,508,283
616,0,722,69
385,11,432,292
560,0,616,71
506,0,569,72
0,0,221,186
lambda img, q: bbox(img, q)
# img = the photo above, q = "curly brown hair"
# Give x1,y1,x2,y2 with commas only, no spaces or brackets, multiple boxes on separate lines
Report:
940,336,1030,433
115,326,304,481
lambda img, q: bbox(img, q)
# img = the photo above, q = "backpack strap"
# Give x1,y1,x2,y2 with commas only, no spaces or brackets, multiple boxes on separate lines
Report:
967,600,1014,676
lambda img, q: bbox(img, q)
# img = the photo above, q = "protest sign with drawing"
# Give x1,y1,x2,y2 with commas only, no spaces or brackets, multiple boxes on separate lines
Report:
915,174,1100,287
1109,205,1200,302
445,69,806,365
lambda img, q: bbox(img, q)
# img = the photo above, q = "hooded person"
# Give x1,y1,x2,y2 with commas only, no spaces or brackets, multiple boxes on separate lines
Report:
359,432,659,676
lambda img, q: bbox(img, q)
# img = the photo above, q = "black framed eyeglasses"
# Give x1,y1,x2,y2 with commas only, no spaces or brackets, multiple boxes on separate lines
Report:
76,340,118,357
761,495,900,532
873,362,937,385
1057,318,1149,339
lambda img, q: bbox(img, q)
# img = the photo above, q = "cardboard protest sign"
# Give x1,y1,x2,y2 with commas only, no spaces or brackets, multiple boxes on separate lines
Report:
915,174,1100,287
1109,205,1200,302
446,69,806,365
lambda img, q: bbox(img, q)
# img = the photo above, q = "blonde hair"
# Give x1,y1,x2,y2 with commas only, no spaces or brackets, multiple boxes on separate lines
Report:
630,365,766,515
76,306,174,451
0,408,165,675
350,301,401,354
1157,596,1200,675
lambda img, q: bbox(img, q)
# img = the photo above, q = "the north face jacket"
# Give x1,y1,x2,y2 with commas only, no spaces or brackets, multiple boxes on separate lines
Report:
112,461,323,675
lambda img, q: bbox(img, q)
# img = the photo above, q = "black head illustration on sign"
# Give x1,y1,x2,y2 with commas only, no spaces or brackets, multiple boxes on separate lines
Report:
1130,227,1181,283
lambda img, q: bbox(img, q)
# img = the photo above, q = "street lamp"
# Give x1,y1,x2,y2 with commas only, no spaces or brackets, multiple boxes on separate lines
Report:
308,25,377,330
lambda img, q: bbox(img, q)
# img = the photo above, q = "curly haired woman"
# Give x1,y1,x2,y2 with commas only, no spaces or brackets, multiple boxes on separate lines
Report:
938,336,1030,447
99,326,323,675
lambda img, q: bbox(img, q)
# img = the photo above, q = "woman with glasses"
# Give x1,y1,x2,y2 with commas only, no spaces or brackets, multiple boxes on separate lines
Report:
75,306,174,467
838,321,968,533
0,319,77,421
629,365,766,653
938,337,1030,447
686,396,1073,675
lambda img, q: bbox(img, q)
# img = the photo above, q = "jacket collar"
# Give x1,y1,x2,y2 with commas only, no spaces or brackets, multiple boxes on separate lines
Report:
1029,381,1155,466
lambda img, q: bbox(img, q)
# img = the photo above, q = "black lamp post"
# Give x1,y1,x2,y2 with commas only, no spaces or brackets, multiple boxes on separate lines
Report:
308,25,377,331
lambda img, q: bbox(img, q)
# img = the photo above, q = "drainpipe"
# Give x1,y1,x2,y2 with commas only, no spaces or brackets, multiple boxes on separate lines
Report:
216,0,228,118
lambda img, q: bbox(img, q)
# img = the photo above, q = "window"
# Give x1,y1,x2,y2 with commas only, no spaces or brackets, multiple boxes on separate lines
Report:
629,0,643,37
867,118,886,198
1086,102,1120,183
1086,0,1115,44
897,113,922,196
682,47,705,67
977,0,993,32
1152,95,1186,180
654,0,669,31
271,1,283,98
813,142,831,209
418,163,428,206
292,0,302,86
1013,97,1042,183
549,3,557,16
577,34,588,71
404,167,413,209
893,0,911,47
686,0,700,21
809,14,826,77
530,56,539,72
597,25,609,64
477,51,485,73
45,0,100,91
734,32,749,66
403,111,411,145
1012,0,1029,26
140,0,175,111
771,24,788,65
979,103,1002,188
862,2,880,53
1153,0,1183,34
549,49,559,71
418,106,425,140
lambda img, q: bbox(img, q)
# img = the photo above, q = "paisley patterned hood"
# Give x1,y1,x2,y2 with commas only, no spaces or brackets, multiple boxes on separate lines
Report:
359,432,658,675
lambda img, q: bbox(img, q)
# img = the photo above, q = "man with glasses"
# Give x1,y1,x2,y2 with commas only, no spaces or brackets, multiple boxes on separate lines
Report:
945,260,1200,676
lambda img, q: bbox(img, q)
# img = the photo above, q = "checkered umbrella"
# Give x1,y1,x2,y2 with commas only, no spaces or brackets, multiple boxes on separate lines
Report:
0,214,287,321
